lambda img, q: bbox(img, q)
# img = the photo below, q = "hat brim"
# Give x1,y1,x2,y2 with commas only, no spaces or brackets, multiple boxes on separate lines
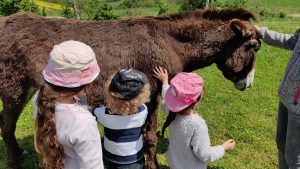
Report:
43,62,100,88
164,87,198,112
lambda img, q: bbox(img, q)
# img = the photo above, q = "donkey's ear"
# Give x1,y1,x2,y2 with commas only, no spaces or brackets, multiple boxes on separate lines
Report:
230,19,252,37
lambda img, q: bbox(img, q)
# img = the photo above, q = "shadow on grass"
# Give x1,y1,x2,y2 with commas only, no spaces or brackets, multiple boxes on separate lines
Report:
0,135,39,169
159,164,170,169
0,134,170,169
157,137,168,154
208,166,226,169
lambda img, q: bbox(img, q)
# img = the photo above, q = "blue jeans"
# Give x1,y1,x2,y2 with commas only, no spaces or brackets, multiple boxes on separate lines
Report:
277,102,300,169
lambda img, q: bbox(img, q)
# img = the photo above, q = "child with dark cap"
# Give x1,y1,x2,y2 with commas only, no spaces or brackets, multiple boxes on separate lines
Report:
94,69,150,169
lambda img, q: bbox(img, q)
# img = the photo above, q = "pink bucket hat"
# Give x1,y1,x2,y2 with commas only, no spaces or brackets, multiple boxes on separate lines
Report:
165,72,204,112
43,40,100,88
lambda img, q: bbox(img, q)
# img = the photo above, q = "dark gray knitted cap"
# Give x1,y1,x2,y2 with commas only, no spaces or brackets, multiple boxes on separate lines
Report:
109,69,149,100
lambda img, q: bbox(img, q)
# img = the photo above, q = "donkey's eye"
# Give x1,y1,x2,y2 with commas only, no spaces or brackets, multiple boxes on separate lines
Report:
245,41,260,52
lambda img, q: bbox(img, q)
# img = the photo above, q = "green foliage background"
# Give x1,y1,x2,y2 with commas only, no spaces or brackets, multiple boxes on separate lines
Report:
0,0,40,16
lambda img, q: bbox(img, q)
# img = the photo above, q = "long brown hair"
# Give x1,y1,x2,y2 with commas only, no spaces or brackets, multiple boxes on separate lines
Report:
159,93,203,138
34,83,84,169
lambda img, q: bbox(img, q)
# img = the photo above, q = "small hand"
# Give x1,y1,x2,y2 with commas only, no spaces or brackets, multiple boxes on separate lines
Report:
254,25,261,33
222,139,236,152
254,25,262,38
153,66,169,85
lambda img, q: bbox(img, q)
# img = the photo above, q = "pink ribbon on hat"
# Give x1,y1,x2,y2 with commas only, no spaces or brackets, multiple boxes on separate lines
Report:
183,97,198,105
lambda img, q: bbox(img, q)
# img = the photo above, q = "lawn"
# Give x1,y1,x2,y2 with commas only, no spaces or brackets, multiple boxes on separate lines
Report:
1,0,300,168
247,0,300,14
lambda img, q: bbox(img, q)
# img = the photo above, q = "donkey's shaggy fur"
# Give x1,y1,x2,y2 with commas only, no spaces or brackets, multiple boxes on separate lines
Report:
0,8,260,169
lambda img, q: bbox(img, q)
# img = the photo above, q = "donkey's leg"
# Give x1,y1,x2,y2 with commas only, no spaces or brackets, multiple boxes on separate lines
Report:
144,95,160,169
0,90,30,169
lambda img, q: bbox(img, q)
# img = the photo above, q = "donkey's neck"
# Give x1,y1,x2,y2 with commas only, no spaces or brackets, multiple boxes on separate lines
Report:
169,21,234,72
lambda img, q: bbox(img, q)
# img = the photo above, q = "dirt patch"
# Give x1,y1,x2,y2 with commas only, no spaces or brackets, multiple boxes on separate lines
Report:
288,14,300,17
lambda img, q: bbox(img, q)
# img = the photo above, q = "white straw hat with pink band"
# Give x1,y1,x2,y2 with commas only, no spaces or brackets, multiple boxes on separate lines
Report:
43,40,100,88
165,72,204,112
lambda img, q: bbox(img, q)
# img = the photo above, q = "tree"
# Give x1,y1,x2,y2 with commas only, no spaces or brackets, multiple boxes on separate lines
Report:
205,0,209,9
72,0,80,19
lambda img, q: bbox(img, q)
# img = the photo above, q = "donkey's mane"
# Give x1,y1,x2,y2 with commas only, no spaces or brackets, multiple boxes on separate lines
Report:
158,8,256,21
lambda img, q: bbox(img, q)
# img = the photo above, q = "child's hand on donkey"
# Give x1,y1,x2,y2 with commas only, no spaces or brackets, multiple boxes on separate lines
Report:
153,66,168,85
222,139,236,152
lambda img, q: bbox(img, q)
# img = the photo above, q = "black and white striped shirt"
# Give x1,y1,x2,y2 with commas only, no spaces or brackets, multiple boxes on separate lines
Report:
94,104,148,164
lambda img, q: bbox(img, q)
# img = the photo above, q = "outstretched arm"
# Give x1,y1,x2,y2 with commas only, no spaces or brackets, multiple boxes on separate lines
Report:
153,66,169,114
255,25,299,50
190,120,225,163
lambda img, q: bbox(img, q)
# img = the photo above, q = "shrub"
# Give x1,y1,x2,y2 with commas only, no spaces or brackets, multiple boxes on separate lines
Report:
278,12,286,18
258,8,286,20
61,4,72,18
21,0,40,13
42,7,46,16
179,0,206,11
212,0,248,8
82,1,117,20
0,0,22,16
120,0,157,8
93,3,118,20
0,0,40,16
158,2,168,15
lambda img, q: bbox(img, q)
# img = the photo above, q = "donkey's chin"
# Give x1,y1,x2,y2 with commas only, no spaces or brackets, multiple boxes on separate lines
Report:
234,68,255,91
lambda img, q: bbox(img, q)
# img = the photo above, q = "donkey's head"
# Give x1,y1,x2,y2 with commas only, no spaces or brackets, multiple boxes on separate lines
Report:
216,19,260,91
165,8,260,91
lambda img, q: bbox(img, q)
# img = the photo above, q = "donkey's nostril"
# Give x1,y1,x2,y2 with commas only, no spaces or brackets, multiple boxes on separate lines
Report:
234,81,246,91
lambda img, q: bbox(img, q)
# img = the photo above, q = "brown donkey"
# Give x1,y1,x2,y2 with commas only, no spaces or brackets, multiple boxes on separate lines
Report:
0,8,260,169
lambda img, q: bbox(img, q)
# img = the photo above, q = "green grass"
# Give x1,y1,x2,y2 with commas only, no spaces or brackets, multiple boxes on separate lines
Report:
246,0,300,14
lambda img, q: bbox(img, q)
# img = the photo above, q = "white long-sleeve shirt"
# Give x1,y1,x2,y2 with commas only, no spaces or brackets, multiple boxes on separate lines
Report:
33,93,104,169
161,84,225,169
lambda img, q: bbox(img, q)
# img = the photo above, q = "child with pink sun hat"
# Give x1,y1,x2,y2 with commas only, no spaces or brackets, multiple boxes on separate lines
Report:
34,40,104,169
153,66,236,169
